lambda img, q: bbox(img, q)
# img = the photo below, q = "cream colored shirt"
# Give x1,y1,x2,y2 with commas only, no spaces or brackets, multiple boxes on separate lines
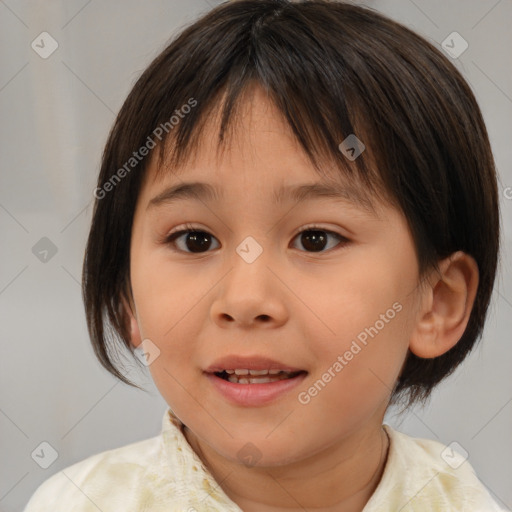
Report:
24,407,506,511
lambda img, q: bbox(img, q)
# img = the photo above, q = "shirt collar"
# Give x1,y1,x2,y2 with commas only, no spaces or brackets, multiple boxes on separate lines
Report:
160,407,244,511
159,407,397,511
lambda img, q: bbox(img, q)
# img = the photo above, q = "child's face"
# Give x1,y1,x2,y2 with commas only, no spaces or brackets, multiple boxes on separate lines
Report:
127,86,426,466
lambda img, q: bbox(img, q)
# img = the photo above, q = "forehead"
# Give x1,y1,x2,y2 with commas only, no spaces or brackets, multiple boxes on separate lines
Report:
139,85,390,219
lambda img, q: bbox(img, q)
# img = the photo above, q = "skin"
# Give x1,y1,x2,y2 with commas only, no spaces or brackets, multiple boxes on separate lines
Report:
124,85,479,511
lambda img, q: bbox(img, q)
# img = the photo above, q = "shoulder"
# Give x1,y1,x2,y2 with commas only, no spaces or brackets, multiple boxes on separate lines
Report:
23,434,163,511
364,425,506,512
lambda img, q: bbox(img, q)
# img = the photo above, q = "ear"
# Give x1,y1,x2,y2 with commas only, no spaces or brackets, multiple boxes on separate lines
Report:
121,294,142,349
409,251,479,359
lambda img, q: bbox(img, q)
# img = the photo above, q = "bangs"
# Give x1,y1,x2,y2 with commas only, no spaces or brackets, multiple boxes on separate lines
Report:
154,80,387,216
132,1,400,214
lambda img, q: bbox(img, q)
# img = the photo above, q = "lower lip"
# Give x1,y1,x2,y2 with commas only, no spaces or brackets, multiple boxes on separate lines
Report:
205,372,308,407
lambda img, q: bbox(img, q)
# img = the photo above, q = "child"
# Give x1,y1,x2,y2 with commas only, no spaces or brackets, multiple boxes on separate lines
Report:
24,0,505,510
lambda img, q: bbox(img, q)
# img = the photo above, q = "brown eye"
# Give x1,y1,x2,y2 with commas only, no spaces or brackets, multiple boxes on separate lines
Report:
166,229,219,253
292,229,348,253
163,225,348,254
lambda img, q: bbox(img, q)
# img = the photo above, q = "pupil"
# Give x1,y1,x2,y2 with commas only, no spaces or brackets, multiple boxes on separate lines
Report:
301,230,327,252
186,232,211,253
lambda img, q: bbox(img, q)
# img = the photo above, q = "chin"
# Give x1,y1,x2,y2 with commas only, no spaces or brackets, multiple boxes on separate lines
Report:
209,434,305,469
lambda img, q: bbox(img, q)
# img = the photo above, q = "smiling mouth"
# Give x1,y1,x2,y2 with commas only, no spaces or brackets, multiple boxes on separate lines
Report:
214,369,306,384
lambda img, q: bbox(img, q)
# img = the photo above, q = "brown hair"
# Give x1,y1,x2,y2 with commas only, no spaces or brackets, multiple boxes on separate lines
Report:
82,0,501,409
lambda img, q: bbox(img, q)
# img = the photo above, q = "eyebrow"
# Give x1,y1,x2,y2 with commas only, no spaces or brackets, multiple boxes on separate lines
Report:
146,180,379,217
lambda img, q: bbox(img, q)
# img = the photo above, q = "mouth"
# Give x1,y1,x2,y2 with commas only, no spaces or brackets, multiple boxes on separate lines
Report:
213,369,307,384
204,357,308,406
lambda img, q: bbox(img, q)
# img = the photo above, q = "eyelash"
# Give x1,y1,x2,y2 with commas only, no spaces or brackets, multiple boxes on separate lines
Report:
161,223,349,254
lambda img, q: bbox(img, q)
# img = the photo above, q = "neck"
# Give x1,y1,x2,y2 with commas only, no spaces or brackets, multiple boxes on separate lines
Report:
184,420,390,512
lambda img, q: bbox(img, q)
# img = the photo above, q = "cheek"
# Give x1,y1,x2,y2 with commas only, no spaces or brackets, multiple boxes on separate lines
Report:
320,303,411,413
131,248,205,334
299,259,403,347
130,255,212,400
298,261,412,400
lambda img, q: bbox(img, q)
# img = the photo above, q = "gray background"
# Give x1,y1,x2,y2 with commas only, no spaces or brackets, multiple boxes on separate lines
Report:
0,0,511,510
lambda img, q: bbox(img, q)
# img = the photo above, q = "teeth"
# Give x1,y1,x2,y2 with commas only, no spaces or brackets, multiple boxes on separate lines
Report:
227,369,292,376
218,369,302,384
228,375,279,384
239,377,273,384
226,372,299,384
249,369,270,376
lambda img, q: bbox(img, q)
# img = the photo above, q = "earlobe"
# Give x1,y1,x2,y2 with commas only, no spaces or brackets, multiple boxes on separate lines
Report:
121,295,142,349
409,251,479,359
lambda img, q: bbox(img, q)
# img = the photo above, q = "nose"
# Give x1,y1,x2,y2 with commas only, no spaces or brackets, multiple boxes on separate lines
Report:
210,243,289,329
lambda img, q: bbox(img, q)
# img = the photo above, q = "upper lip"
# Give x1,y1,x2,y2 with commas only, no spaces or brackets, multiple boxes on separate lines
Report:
205,355,305,373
